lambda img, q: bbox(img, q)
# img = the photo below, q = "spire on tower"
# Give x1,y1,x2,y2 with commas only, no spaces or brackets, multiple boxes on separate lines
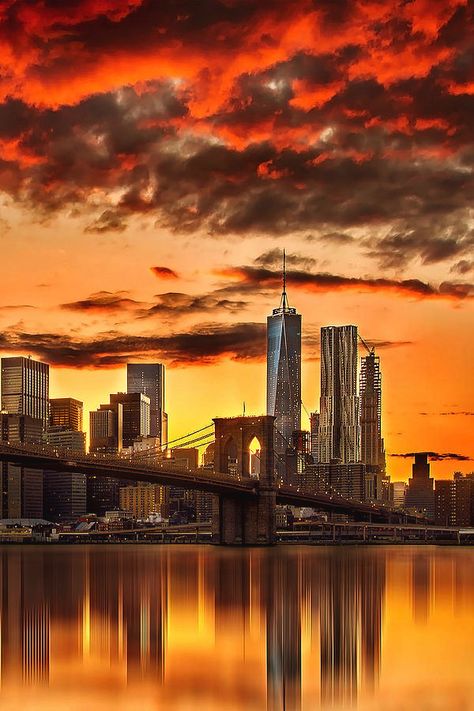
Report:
280,248,289,310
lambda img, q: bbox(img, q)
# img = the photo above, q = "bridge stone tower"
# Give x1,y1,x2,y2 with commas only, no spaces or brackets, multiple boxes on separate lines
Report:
212,416,277,545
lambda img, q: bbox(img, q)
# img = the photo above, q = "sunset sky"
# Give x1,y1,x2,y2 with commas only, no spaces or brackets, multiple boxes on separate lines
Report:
0,0,472,479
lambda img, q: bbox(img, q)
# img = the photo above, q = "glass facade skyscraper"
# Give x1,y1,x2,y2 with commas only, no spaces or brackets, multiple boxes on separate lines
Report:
127,363,167,446
266,264,301,475
1,356,49,431
318,325,360,463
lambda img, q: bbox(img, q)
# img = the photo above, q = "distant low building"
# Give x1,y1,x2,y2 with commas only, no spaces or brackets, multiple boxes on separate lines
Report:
390,481,407,509
435,473,473,527
405,454,434,519
302,461,366,501
119,483,169,520
46,427,86,453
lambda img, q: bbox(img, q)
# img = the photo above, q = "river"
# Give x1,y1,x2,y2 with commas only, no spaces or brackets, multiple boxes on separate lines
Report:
0,544,472,710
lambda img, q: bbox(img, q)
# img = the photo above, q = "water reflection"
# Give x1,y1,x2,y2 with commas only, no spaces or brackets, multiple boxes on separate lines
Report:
0,545,473,710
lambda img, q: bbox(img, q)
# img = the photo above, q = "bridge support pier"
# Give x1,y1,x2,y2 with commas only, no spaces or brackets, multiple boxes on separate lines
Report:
211,489,276,545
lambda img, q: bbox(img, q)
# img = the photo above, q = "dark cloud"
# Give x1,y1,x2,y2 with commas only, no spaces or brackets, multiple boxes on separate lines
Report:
0,305,35,311
85,210,127,234
61,291,144,313
420,411,474,417
143,292,248,318
451,259,473,275
0,0,473,272
150,266,180,280
0,322,267,368
217,265,474,301
254,248,317,270
390,451,473,461
60,288,248,318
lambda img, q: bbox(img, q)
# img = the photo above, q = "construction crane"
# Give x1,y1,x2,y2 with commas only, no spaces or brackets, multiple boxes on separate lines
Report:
358,334,375,355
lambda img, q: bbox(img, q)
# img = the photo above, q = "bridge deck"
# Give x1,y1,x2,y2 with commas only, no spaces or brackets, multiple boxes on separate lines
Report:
0,443,423,524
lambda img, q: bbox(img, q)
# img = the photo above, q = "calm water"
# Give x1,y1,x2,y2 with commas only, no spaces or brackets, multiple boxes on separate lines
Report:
0,545,473,711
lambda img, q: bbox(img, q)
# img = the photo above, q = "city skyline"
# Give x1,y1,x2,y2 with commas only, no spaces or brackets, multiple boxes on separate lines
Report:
0,0,473,480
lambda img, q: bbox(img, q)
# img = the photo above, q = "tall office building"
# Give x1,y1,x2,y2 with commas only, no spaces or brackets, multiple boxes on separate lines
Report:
89,407,117,452
49,398,83,431
1,356,49,430
0,413,44,518
359,352,385,473
318,325,360,463
90,393,150,453
109,392,150,449
266,253,301,474
127,364,167,446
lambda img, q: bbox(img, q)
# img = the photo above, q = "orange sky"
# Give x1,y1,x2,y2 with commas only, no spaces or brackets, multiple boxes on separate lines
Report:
0,0,472,480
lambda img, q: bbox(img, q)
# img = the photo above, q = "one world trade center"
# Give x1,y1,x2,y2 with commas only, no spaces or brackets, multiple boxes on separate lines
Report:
266,252,302,480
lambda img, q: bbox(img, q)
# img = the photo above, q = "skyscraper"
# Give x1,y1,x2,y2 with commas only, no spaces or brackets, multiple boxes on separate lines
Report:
318,325,360,463
359,351,385,473
109,392,150,449
1,356,49,430
266,253,301,474
127,363,167,446
49,397,83,431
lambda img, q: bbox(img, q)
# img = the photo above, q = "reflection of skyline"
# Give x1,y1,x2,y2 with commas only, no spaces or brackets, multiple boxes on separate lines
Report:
319,553,385,708
0,547,472,710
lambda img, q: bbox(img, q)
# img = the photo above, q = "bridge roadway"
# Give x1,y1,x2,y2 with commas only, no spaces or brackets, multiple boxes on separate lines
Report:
0,442,420,524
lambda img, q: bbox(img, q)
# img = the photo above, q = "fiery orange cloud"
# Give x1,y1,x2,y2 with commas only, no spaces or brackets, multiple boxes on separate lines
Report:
217,266,474,302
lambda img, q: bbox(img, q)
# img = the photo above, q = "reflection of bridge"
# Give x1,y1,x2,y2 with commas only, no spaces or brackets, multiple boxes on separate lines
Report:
0,415,422,544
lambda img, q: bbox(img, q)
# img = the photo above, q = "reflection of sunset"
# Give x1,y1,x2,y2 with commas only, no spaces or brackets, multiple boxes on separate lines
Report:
0,546,473,710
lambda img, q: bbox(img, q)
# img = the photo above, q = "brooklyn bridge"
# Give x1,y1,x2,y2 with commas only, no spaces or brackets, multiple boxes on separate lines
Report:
0,415,423,544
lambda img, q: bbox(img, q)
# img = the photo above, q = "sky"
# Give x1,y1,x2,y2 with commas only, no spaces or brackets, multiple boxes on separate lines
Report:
0,0,473,480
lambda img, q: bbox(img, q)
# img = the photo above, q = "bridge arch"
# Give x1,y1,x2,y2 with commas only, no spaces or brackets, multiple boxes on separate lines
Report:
213,416,275,486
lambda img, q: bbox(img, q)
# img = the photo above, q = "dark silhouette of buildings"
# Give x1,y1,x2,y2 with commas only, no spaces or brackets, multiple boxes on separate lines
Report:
405,453,435,519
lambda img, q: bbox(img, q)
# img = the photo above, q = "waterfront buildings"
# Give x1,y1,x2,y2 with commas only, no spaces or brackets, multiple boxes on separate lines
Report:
405,453,435,519
266,256,301,477
302,462,365,501
359,352,385,473
318,326,360,464
119,483,169,520
44,470,87,521
434,473,474,526
1,356,49,430
127,363,168,446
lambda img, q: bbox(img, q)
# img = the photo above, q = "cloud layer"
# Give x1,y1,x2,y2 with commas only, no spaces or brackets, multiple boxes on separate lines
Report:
0,0,473,270
390,451,472,462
